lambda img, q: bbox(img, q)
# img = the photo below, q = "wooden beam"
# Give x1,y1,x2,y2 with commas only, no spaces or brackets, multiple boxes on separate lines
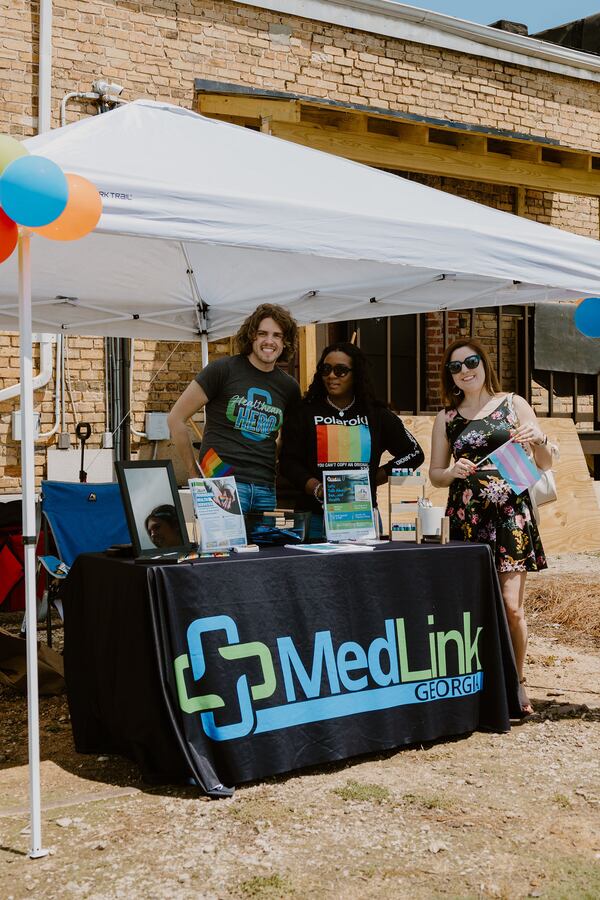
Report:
507,143,541,163
396,123,429,145
197,95,301,123
339,113,368,133
455,134,487,154
269,121,600,197
513,186,526,216
298,325,317,394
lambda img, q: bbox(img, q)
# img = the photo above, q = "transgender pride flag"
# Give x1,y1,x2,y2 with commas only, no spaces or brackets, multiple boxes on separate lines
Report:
488,440,540,495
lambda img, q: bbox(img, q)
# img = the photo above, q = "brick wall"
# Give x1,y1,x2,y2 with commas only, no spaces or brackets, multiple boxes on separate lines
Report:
1,1,598,488
3,1,600,145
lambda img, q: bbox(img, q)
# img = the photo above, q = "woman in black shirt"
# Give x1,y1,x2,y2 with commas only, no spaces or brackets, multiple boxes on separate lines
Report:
280,342,424,536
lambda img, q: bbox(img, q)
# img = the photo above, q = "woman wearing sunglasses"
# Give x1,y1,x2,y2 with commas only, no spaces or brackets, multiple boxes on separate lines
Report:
429,338,553,716
280,341,424,540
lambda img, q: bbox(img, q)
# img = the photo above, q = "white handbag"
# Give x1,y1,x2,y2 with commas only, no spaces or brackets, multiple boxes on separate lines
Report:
529,453,558,524
530,468,557,509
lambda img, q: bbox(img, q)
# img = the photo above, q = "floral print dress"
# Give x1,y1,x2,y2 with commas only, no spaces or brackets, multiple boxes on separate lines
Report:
445,394,547,573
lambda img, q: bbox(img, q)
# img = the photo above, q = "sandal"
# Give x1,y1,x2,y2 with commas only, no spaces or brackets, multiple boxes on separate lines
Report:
518,677,534,717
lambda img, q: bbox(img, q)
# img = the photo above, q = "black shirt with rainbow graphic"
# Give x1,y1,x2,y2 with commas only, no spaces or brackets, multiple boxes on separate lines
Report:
280,397,424,512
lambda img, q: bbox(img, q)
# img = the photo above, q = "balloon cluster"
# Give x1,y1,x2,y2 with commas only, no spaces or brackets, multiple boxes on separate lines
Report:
0,134,102,263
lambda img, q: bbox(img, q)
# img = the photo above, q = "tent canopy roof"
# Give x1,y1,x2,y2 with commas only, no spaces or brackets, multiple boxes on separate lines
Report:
0,99,598,341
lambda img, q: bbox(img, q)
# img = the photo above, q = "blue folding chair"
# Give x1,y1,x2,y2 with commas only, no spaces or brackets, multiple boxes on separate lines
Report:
40,480,130,569
38,481,131,642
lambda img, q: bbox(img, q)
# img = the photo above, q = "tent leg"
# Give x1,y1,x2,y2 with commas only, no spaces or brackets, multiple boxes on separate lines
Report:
18,232,49,860
201,330,209,369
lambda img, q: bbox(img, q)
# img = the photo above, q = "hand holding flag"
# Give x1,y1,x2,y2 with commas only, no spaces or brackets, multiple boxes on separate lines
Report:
478,438,540,496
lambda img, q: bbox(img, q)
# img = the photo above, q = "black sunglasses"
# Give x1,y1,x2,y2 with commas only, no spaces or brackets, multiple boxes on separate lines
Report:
446,354,481,375
319,363,353,377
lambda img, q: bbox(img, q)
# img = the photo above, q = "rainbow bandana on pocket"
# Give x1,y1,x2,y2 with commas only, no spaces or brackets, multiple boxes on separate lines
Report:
201,448,235,478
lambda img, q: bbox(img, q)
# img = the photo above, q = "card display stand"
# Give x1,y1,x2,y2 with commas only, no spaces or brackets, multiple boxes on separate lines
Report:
388,474,450,544
388,474,426,542
416,515,450,545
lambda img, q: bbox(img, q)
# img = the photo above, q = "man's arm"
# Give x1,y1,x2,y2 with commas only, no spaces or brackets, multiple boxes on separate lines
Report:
167,381,209,479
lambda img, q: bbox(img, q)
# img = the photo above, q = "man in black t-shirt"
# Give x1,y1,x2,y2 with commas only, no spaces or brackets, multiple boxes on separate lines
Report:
168,304,300,513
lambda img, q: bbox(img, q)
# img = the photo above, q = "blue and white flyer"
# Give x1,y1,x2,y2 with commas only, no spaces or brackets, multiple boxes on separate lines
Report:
189,476,247,550
323,468,376,542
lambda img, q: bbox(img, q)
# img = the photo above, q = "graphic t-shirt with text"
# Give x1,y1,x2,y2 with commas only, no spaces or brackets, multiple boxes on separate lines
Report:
195,355,300,485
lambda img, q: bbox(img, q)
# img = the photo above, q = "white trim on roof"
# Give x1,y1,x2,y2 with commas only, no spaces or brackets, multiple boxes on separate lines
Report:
246,0,600,82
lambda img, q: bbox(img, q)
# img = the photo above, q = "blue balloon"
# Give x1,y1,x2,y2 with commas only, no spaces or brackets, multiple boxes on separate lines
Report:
0,155,68,227
574,297,600,339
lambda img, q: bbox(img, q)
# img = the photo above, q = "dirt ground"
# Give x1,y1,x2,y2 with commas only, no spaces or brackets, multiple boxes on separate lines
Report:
1,552,599,900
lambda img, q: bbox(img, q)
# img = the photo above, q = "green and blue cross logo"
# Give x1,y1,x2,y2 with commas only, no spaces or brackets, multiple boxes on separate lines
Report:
175,615,276,741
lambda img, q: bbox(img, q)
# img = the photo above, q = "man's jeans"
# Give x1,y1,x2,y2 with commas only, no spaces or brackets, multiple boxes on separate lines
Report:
237,482,276,514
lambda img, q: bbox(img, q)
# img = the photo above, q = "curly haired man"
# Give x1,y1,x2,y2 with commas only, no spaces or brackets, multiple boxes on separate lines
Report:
168,304,300,513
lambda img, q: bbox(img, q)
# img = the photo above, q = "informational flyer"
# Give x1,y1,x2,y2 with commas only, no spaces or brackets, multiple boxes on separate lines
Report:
323,468,376,542
188,476,247,551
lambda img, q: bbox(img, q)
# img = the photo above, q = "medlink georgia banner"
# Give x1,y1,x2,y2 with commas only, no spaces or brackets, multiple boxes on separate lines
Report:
148,544,520,793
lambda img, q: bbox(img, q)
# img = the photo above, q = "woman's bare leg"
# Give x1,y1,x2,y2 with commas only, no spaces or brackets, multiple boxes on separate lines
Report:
498,570,532,712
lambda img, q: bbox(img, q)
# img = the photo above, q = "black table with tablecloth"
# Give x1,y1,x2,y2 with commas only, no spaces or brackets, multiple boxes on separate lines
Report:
62,542,520,796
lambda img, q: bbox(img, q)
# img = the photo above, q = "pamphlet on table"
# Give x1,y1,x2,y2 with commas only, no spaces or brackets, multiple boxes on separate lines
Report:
323,468,376,542
189,476,247,551
284,542,375,553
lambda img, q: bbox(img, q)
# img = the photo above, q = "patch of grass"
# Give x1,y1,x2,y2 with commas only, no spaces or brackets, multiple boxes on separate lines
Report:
228,804,259,826
239,873,293,897
401,791,453,811
552,793,572,809
332,780,391,804
541,855,600,899
227,801,302,828
526,576,600,643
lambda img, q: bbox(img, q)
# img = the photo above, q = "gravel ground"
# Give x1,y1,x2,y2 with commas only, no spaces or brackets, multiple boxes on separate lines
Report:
1,552,599,899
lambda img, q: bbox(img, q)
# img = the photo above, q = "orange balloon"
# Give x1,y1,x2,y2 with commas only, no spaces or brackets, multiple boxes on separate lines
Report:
0,208,18,263
33,173,102,241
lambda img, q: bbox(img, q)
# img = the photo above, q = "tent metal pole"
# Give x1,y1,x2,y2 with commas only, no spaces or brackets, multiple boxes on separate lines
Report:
18,231,49,860
201,331,209,368
180,242,209,369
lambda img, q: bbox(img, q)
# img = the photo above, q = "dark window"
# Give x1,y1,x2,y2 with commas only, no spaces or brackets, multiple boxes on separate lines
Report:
353,315,418,412
390,316,417,412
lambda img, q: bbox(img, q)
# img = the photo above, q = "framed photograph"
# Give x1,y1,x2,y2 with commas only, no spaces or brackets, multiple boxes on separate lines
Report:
115,460,192,559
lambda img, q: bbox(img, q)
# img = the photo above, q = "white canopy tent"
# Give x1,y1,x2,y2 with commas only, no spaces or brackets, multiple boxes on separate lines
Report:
1,99,600,342
5,99,600,857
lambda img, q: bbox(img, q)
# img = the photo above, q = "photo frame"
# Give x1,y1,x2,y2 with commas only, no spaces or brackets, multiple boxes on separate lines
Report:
115,460,192,559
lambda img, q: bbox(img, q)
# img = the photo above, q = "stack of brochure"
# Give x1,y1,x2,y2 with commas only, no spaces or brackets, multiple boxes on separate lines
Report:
284,542,375,554
263,510,296,528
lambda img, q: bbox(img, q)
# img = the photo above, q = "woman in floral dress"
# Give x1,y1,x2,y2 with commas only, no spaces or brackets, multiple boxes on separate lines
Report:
429,338,553,715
